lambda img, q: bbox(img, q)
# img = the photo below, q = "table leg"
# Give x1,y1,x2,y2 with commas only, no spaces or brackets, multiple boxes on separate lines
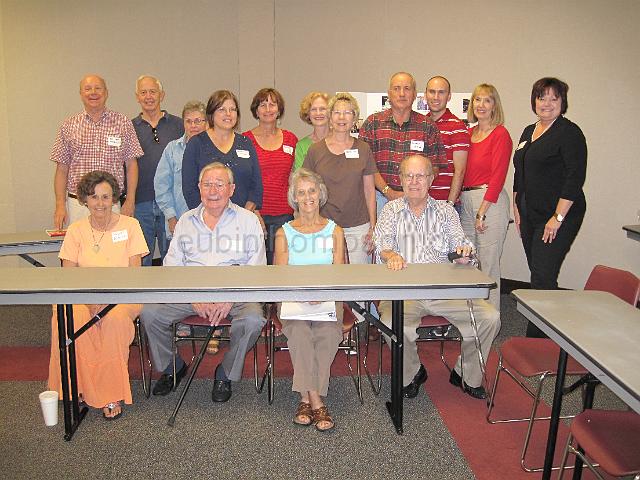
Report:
542,348,568,479
571,376,598,480
385,299,404,434
56,304,73,439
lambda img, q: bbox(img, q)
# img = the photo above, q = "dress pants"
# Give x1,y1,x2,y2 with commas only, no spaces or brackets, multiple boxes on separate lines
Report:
280,304,343,396
140,302,265,382
459,188,510,312
519,207,584,337
378,299,500,388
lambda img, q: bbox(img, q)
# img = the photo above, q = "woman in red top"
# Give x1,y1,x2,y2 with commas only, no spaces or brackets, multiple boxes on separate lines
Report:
244,88,298,264
460,84,512,312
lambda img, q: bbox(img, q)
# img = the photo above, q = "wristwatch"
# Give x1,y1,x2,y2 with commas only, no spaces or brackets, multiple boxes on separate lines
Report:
382,185,390,195
554,212,564,223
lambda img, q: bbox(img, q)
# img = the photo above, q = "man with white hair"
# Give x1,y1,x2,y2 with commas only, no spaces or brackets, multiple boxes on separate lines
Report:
132,75,183,265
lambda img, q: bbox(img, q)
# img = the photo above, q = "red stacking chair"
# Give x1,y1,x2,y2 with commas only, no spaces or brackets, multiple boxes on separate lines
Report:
486,265,640,473
558,409,640,480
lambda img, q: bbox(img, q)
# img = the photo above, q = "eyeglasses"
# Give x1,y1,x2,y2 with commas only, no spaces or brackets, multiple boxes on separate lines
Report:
331,110,355,117
200,181,230,190
151,126,159,143
185,118,206,125
402,173,432,183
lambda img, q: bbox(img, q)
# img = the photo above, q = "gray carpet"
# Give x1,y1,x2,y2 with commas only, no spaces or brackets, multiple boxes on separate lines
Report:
0,295,629,479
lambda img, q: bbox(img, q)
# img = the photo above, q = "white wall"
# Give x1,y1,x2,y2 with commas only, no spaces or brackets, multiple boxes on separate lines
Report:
1,0,638,285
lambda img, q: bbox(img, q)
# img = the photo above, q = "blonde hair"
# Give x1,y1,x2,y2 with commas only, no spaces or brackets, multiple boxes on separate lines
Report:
327,92,360,121
467,83,505,126
299,91,330,124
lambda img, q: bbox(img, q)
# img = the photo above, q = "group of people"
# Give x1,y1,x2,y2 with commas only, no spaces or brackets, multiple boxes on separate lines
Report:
46,71,587,428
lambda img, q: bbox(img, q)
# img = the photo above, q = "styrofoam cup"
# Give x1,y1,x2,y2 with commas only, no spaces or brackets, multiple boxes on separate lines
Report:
39,390,59,426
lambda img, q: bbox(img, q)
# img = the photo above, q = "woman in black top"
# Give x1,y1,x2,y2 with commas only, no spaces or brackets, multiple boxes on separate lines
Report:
512,77,587,337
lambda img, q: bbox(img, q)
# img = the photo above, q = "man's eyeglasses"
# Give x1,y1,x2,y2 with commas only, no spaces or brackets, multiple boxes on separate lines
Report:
151,126,159,143
402,173,433,183
185,118,206,126
200,181,230,190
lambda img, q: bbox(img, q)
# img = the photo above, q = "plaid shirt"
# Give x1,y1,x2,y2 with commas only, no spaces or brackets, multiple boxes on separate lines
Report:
374,196,473,265
359,109,446,188
50,109,143,194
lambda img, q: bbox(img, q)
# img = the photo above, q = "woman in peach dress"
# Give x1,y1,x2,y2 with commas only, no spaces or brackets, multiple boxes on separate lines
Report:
48,171,148,419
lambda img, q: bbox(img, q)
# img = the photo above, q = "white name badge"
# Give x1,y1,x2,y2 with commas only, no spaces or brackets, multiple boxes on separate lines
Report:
410,140,424,152
111,230,128,243
236,149,250,159
107,135,122,147
344,149,360,159
283,145,294,155
516,141,528,150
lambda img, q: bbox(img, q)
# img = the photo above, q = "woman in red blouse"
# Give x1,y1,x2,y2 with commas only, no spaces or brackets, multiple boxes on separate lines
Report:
460,84,512,312
244,88,298,264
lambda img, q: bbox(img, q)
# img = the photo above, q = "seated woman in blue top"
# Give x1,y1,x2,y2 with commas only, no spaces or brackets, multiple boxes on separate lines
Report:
273,168,345,432
182,90,263,214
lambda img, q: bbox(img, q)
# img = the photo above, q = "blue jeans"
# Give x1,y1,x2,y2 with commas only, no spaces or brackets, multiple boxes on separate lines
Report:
135,200,168,266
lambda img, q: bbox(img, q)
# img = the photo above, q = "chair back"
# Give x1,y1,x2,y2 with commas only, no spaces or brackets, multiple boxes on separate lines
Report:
584,264,640,306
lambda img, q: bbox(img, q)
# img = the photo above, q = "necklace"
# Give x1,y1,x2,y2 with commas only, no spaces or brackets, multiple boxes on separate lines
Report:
89,216,110,253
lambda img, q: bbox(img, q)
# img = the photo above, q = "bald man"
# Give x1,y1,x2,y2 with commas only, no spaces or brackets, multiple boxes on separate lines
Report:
51,74,143,229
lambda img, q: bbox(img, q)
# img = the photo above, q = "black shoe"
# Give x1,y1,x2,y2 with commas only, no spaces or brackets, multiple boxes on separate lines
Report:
212,379,232,402
403,364,428,398
152,362,188,396
449,369,487,399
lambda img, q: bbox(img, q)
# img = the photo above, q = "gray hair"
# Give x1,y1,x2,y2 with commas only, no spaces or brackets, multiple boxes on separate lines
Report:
287,168,328,211
135,75,163,92
199,162,234,184
182,100,205,119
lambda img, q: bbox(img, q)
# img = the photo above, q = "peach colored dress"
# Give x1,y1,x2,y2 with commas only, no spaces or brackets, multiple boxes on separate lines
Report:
48,215,149,408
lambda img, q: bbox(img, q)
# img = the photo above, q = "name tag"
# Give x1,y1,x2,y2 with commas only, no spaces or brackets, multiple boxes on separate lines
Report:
107,135,122,147
410,140,424,152
111,230,128,243
283,145,294,155
516,141,527,150
236,149,250,159
344,149,359,159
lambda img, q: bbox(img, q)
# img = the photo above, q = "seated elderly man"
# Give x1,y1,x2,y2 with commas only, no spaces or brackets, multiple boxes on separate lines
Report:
141,162,266,403
374,154,500,400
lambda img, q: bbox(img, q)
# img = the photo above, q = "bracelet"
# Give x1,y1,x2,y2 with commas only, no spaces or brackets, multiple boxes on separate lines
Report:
476,213,486,221
446,200,454,206
382,185,390,195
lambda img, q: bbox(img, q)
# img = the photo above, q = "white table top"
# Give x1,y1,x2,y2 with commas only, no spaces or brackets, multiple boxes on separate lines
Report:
512,289,640,413
0,263,494,305
0,231,64,256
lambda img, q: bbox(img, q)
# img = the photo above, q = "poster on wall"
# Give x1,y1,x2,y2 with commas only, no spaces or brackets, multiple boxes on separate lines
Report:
347,91,471,137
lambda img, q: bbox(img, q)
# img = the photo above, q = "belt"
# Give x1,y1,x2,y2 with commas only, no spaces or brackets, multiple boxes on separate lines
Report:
67,192,78,199
388,185,403,192
462,184,488,192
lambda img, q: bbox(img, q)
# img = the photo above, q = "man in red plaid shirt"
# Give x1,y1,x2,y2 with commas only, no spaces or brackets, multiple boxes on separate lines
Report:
359,72,446,214
51,74,143,229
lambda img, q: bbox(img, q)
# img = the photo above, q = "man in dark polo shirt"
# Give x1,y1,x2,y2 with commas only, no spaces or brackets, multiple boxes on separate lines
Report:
359,71,446,214
132,75,183,265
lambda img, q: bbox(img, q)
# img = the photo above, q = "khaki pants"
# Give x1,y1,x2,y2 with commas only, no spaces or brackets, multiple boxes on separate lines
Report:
67,195,120,224
378,299,500,388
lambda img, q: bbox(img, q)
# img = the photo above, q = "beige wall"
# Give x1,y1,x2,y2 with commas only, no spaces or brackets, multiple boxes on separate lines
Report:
1,0,638,285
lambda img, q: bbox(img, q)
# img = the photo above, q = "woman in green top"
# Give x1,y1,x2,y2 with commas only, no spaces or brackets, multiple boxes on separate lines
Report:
294,92,330,170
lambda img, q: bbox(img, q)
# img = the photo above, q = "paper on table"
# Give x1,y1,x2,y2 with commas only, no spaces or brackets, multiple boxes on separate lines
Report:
280,301,337,322
45,229,66,237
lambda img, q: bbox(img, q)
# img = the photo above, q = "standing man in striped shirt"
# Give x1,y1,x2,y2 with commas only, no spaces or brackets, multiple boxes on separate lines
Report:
425,76,470,209
51,74,143,229
359,72,447,215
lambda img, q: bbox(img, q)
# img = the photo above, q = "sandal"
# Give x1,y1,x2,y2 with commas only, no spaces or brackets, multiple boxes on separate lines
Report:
103,401,122,421
312,406,335,432
293,401,313,426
